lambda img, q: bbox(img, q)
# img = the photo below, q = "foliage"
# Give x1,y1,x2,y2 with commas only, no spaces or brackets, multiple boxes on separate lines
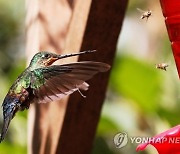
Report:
0,0,26,153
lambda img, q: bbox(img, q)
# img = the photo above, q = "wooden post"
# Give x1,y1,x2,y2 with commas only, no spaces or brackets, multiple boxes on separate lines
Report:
26,0,128,154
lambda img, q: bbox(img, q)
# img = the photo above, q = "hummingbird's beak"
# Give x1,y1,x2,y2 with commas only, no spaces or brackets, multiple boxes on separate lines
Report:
57,50,96,59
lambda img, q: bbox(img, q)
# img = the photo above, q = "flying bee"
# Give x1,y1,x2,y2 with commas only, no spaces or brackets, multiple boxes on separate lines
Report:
137,8,152,21
156,63,169,71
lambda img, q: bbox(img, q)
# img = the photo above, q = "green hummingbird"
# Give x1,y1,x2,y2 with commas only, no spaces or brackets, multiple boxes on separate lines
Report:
0,50,110,142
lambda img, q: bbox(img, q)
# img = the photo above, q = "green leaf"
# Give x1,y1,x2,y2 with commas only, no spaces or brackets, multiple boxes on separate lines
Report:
110,55,162,112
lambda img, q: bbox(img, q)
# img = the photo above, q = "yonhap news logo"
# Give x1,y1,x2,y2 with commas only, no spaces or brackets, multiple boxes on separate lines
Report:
113,132,180,149
113,132,128,148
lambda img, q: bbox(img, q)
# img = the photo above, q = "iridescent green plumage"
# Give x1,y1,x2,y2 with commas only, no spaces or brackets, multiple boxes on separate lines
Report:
10,69,31,94
0,50,110,142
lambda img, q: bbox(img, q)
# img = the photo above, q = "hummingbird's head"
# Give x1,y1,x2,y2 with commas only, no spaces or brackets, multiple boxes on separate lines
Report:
29,50,96,69
29,51,59,68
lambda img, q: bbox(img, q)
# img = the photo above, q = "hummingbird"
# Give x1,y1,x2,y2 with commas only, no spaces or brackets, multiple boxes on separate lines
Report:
0,50,110,142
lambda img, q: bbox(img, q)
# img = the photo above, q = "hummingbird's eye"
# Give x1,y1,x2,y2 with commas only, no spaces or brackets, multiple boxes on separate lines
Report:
43,53,50,58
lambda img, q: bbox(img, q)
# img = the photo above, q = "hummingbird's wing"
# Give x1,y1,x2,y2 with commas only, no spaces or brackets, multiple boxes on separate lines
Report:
30,61,110,103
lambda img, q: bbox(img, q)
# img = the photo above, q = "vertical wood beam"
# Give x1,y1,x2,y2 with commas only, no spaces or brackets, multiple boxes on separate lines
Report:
57,0,128,153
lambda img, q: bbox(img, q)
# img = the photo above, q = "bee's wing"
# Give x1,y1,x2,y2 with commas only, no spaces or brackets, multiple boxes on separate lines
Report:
30,61,110,103
137,8,145,13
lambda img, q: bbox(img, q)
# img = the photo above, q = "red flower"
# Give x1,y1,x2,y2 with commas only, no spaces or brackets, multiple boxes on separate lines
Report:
136,125,180,154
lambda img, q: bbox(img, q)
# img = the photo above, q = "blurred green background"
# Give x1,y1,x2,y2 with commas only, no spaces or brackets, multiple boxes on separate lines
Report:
0,0,179,154
0,0,26,153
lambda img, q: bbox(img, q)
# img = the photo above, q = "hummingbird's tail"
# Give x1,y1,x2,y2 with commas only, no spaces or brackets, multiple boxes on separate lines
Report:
0,96,19,143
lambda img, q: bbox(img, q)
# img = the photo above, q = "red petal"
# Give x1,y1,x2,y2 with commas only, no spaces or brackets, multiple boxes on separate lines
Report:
136,125,180,154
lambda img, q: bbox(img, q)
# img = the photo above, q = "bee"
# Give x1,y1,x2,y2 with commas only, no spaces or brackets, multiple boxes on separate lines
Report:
137,8,152,21
156,63,169,71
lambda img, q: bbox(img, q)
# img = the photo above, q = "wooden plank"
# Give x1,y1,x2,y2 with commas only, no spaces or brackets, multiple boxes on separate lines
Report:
56,0,128,154
26,0,128,153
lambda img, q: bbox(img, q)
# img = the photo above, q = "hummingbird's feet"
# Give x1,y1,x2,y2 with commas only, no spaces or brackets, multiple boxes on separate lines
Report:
77,88,86,98
19,102,30,111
